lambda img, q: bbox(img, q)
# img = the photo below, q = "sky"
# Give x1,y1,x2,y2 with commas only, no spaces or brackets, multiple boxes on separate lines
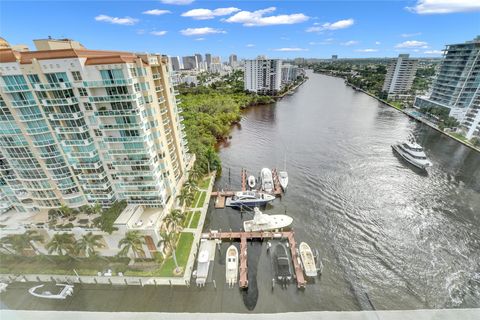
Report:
1,0,479,60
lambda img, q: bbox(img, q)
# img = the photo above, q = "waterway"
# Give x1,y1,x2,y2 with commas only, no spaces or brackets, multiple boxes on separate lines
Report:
1,71,479,312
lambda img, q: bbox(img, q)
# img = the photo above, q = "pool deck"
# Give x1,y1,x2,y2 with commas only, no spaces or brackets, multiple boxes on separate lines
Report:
1,309,479,320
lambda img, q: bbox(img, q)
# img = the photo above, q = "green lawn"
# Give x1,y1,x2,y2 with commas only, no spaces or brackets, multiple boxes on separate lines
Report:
183,211,193,228
157,232,194,277
196,192,207,208
0,254,130,276
192,190,202,208
189,212,201,229
198,177,211,190
450,132,468,142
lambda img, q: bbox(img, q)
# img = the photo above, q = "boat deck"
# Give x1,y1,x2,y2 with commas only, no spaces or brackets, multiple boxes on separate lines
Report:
201,230,306,289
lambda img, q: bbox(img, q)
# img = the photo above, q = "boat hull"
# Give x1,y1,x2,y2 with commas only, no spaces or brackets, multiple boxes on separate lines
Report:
225,245,238,286
299,242,317,277
28,284,73,299
243,214,293,232
392,145,431,170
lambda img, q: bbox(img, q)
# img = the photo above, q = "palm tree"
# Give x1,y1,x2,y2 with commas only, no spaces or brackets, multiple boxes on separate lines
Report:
178,187,195,207
0,236,17,255
189,166,203,183
75,232,104,257
46,233,74,256
158,230,180,273
91,203,103,216
117,231,145,264
2,231,44,256
163,209,184,232
58,204,74,218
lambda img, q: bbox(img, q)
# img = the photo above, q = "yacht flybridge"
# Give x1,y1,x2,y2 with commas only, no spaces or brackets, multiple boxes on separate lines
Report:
392,136,432,170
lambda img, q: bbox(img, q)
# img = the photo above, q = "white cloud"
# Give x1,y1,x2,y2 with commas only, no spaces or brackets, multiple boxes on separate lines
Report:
306,18,354,32
407,0,480,14
401,32,422,37
375,41,381,45
142,9,171,16
224,7,309,26
395,40,428,48
180,27,226,36
424,49,444,54
95,14,138,26
182,7,240,20
246,44,255,47
273,47,308,52
195,38,206,41
150,31,167,36
341,40,359,46
355,48,378,52
160,0,194,5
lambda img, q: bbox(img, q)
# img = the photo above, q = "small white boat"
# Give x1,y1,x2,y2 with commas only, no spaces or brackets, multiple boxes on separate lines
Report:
225,245,238,287
0,282,8,293
243,207,293,232
260,168,274,193
299,242,317,277
247,175,256,189
28,284,74,299
278,171,288,191
392,136,432,170
225,191,275,207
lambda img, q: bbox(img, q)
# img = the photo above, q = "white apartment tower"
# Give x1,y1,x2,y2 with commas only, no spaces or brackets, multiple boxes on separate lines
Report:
382,54,418,99
0,38,192,211
244,56,282,94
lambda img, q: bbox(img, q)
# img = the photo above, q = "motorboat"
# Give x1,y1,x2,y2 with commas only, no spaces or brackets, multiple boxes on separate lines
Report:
195,240,211,286
225,191,275,208
299,242,317,277
392,137,432,170
278,171,288,191
28,284,73,299
225,245,238,287
243,207,293,232
260,168,274,193
273,243,293,284
247,175,256,189
0,282,8,293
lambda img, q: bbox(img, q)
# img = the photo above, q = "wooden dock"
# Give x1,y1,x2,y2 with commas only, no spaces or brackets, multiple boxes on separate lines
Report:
201,230,306,289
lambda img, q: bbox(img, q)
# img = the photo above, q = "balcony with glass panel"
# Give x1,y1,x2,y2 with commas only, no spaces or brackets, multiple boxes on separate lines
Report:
89,94,139,103
49,111,84,121
11,100,37,108
61,137,94,147
82,79,133,87
78,172,107,181
34,82,72,91
41,97,78,106
108,148,150,155
1,84,30,93
99,123,141,130
82,182,111,190
94,109,139,117
55,125,89,134
18,113,44,122
111,158,152,166
103,136,145,143
72,161,102,170
68,150,98,159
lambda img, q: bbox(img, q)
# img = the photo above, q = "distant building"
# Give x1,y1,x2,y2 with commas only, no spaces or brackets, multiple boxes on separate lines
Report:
332,55,338,60
229,54,238,68
209,56,222,73
33,37,86,50
194,53,203,64
182,55,198,70
281,64,303,85
382,54,418,99
169,56,182,71
205,53,212,71
244,56,282,94
415,37,480,139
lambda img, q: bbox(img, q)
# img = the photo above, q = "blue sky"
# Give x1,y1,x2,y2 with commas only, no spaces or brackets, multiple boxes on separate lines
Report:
1,0,479,59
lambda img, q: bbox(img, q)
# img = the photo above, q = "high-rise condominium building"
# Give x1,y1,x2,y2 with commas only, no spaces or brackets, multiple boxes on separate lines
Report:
205,53,212,71
244,56,282,94
169,56,182,71
182,56,198,70
382,54,418,99
0,38,192,212
415,37,480,139
229,54,238,68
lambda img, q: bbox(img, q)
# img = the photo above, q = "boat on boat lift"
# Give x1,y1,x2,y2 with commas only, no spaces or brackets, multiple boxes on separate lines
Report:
225,191,275,207
260,168,274,193
225,245,238,287
278,171,288,191
299,242,317,277
243,207,293,232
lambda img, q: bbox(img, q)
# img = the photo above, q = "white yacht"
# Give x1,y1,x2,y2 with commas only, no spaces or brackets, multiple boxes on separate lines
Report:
260,168,274,193
28,284,73,299
278,171,288,191
243,207,293,232
392,138,432,170
299,242,317,277
247,175,256,189
225,245,238,287
225,191,275,207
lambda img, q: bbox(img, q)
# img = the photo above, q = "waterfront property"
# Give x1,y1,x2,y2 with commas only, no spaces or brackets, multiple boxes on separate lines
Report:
244,56,282,95
414,36,480,139
382,54,418,100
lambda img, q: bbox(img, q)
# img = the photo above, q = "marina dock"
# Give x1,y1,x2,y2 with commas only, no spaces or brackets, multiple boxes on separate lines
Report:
212,169,283,209
201,230,306,289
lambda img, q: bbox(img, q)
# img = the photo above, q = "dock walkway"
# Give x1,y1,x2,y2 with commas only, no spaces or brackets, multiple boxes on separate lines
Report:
201,230,306,289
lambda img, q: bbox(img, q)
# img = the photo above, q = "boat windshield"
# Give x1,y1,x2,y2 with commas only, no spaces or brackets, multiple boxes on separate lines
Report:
402,143,423,152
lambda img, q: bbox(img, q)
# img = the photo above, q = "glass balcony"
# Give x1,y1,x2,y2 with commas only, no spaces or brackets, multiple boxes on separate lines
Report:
18,113,44,122
68,150,98,158
78,172,107,181
26,127,50,135
152,73,161,80
89,94,139,103
11,100,37,107
108,148,150,155
83,182,111,190
82,79,133,87
72,162,102,170
34,82,72,91
177,108,183,113
42,97,78,106
61,137,94,147
49,111,84,120
94,109,138,117
100,123,141,130
112,159,151,166
1,84,30,93
158,97,166,104
103,136,145,143
175,99,182,105
55,125,89,134
160,107,168,115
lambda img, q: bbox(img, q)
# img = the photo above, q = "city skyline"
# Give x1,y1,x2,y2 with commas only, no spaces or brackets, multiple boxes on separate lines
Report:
1,0,479,58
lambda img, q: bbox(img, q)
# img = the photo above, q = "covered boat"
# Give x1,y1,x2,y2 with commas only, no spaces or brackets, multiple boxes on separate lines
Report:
28,284,73,299
273,243,293,284
243,207,292,232
225,245,238,287
225,191,275,207
260,168,274,193
247,175,256,189
299,242,317,277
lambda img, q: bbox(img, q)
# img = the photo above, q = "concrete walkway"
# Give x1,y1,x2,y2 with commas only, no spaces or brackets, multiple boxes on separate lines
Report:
2,309,479,320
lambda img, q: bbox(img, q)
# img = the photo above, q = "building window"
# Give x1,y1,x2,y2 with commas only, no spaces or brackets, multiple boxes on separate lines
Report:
78,88,88,97
71,71,82,81
94,129,102,137
27,74,40,84
84,102,92,111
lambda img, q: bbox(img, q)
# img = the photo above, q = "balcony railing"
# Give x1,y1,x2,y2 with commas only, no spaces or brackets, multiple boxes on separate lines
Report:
103,136,145,143
11,100,37,107
49,111,84,121
82,79,133,87
100,123,141,130
1,84,30,92
55,125,89,134
42,97,78,106
89,94,139,103
34,82,72,91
